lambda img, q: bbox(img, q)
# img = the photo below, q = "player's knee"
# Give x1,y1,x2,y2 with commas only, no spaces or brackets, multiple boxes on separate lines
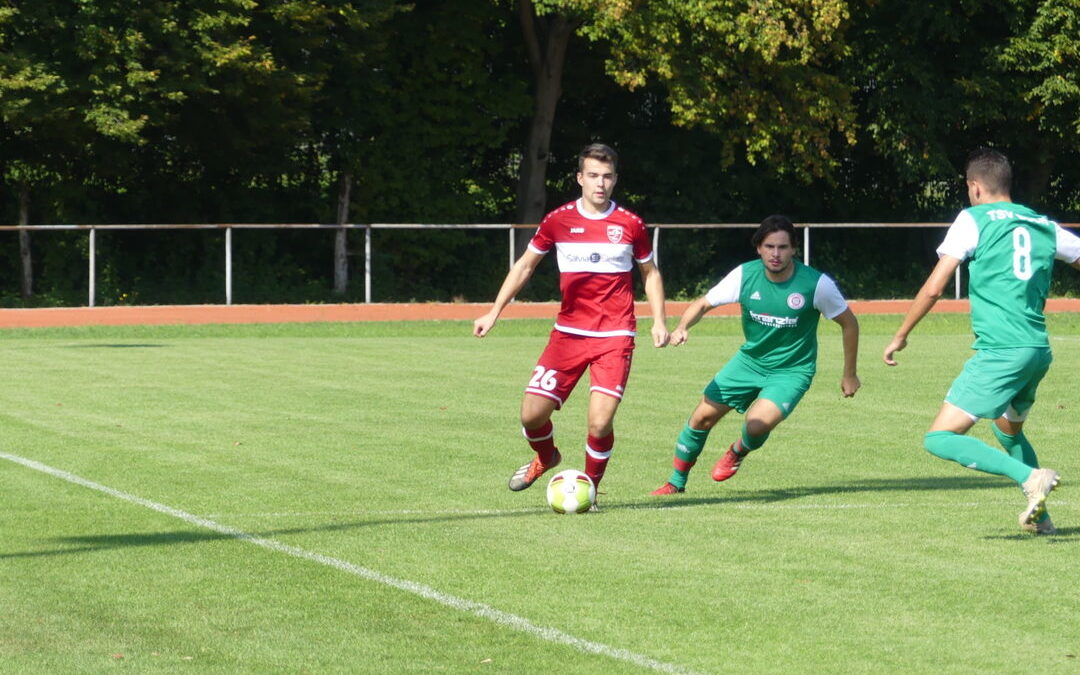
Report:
521,411,550,430
923,430,953,459
686,410,714,430
689,406,723,431
587,420,613,439
520,405,552,430
744,418,774,438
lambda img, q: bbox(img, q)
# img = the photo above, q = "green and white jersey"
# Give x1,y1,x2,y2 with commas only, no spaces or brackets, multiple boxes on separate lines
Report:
938,202,1080,350
705,259,848,374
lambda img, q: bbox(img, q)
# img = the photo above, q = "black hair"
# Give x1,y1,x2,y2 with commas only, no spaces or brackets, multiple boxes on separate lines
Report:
751,214,796,248
965,147,1012,195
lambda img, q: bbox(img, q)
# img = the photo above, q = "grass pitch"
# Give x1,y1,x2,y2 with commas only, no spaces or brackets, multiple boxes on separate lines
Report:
1,314,1078,673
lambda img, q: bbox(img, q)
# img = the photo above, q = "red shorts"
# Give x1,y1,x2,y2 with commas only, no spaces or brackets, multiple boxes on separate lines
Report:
524,330,635,409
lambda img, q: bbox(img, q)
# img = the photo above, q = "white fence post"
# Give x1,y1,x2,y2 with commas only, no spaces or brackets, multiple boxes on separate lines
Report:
509,226,515,271
225,226,233,305
803,225,810,266
88,227,96,308
364,225,372,304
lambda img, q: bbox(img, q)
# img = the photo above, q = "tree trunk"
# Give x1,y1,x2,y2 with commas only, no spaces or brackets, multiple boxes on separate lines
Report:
515,1,576,253
18,182,32,300
333,170,353,296
1023,139,1053,206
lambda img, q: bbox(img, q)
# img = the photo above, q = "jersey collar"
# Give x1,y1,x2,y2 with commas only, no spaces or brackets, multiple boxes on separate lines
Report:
575,198,617,220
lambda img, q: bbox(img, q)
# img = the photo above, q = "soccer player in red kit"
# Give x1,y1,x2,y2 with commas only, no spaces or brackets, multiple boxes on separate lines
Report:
474,143,669,504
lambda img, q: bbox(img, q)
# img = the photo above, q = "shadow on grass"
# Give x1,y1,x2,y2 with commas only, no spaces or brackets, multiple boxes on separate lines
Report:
63,344,168,349
0,512,545,560
982,526,1079,542
620,474,1015,512
4,474,1058,559
0,530,233,559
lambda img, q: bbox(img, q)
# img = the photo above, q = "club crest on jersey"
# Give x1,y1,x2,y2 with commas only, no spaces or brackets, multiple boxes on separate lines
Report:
606,225,624,244
787,293,805,310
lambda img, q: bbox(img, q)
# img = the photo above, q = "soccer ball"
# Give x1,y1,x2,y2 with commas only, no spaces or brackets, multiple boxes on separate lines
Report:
546,469,596,514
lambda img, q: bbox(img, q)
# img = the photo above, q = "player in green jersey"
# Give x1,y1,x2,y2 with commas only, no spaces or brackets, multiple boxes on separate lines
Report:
651,215,861,495
884,148,1080,534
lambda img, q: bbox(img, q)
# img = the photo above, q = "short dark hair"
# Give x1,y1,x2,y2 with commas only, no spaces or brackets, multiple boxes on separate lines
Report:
578,143,618,173
751,214,796,248
966,147,1012,195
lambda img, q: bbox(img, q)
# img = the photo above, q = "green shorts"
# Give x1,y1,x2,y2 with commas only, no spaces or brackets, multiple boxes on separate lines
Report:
702,353,813,418
945,347,1052,421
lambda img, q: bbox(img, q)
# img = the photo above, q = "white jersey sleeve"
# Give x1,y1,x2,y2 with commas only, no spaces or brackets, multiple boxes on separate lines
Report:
1054,224,1080,263
813,274,848,320
936,209,979,261
704,266,742,307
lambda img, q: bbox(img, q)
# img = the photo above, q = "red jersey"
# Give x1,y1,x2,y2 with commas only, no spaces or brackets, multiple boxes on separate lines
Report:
528,199,654,337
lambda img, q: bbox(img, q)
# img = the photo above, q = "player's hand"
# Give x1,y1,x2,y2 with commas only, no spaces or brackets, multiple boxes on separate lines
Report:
651,321,670,348
473,312,497,338
841,375,860,397
882,336,907,366
670,327,689,346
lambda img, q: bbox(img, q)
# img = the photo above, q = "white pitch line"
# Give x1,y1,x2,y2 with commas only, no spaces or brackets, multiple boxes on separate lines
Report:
0,451,705,675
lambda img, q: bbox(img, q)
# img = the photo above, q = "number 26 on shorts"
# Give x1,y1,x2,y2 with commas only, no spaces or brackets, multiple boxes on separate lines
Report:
530,366,558,392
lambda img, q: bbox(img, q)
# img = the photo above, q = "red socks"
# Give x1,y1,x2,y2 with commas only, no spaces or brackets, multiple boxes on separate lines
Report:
522,420,558,465
585,432,614,487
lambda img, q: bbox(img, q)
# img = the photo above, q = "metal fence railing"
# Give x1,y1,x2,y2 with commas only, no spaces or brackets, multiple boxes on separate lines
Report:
3,222,1076,306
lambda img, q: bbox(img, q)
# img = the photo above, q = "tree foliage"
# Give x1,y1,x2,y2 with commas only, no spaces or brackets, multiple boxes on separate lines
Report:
1000,0,1080,140
577,0,855,179
1,0,1079,306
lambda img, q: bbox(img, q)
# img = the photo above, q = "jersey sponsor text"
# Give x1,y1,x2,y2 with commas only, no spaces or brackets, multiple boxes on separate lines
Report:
749,311,799,328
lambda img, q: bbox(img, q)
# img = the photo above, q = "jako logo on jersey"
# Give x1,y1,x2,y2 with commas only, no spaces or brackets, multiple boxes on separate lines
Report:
570,227,585,234
607,225,624,244
787,293,805,310
750,291,762,300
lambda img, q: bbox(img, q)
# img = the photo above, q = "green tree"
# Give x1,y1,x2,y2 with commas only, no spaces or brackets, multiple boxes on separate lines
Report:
0,0,311,300
513,0,856,225
1000,0,1080,212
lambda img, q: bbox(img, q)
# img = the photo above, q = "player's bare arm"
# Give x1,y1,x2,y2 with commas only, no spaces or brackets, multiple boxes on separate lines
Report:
883,255,961,365
474,249,546,338
832,308,861,397
670,296,713,346
638,259,670,348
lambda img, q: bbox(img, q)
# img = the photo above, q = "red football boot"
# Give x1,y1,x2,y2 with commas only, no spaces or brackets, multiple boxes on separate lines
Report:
650,482,685,496
712,443,745,482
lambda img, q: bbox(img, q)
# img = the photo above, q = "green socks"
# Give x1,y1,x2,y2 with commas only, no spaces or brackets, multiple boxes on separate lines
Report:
668,424,710,489
991,425,1040,467
991,426,1050,523
740,423,769,452
923,431,1033,484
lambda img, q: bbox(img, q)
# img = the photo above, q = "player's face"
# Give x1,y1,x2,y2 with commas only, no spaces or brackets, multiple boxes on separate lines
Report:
577,158,617,212
756,230,795,276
